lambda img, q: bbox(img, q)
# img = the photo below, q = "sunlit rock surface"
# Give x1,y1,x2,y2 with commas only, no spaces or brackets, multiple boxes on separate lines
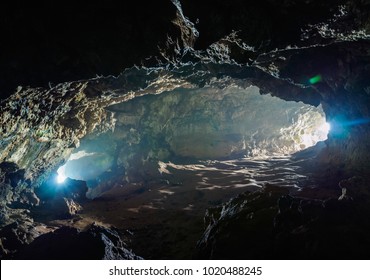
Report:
108,86,326,160
1,0,370,259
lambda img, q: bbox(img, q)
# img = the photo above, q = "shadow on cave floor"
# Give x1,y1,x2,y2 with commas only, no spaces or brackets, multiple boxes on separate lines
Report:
55,149,349,260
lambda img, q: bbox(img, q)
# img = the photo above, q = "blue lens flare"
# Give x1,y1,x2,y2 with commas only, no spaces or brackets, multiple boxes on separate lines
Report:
329,117,370,137
341,118,370,126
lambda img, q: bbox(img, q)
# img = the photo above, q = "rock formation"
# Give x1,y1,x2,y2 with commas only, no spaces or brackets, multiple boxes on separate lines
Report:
0,0,370,259
13,223,142,260
196,180,370,259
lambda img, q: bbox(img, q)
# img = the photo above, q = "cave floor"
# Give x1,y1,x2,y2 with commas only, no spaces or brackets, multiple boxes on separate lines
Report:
50,155,342,259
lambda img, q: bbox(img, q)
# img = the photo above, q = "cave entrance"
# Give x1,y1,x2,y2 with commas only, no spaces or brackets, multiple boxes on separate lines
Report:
56,85,328,198
51,84,330,259
105,85,329,160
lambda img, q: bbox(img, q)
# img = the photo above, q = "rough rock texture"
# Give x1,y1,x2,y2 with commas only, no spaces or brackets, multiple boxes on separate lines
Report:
2,1,369,191
0,162,39,226
1,0,370,259
14,223,142,260
196,180,370,259
0,65,315,202
0,1,178,99
33,176,88,220
0,219,53,259
254,41,370,172
2,39,369,201
2,1,369,99
108,86,325,161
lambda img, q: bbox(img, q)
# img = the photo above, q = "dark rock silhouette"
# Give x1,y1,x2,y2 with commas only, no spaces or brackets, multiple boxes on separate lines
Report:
1,0,370,259
15,223,142,260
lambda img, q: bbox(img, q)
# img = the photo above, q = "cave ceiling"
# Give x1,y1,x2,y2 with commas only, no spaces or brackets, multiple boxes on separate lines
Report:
1,0,369,191
1,0,370,260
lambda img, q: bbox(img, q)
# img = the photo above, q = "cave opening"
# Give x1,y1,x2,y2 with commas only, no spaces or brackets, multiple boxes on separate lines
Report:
59,85,332,259
40,84,333,259
53,85,329,199
1,0,370,262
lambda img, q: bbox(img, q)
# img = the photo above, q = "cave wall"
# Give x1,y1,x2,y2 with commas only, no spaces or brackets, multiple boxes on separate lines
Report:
1,37,370,222
1,0,370,259
66,85,324,191
108,86,325,162
255,41,370,172
3,0,370,100
0,1,179,99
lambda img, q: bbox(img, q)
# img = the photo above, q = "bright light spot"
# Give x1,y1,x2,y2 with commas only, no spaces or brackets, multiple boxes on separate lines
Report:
318,122,330,135
55,150,106,185
56,165,67,184
301,134,314,147
56,151,95,184
299,121,330,149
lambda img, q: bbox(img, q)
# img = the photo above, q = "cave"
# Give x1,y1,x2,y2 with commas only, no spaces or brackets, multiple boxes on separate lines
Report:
1,0,370,260
56,86,329,196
